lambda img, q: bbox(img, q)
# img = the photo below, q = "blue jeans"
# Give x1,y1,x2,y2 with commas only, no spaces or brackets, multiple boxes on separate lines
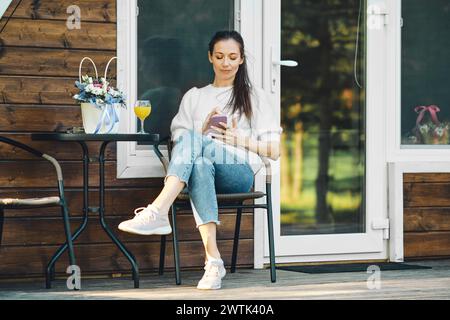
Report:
165,129,254,227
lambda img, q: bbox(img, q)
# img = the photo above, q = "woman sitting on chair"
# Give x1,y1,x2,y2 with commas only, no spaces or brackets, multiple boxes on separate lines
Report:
119,30,282,290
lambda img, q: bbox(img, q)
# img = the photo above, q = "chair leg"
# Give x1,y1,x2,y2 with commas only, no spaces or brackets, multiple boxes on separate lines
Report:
0,208,4,247
50,265,56,281
231,204,243,273
47,203,76,289
266,185,276,283
61,203,76,269
171,205,181,285
159,235,166,275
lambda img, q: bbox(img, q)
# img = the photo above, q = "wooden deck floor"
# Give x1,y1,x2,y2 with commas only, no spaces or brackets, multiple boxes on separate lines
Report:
1,259,450,300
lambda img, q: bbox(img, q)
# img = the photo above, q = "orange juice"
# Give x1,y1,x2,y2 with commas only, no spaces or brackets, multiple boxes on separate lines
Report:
134,106,151,121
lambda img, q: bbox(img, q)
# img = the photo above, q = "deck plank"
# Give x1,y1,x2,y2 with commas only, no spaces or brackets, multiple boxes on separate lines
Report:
0,259,449,300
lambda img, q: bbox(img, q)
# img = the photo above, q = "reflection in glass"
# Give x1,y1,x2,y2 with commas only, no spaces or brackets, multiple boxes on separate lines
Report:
137,0,235,141
280,0,366,235
401,0,450,146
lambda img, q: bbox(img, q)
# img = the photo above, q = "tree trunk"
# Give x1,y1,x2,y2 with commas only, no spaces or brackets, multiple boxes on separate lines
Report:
314,11,334,224
292,121,303,199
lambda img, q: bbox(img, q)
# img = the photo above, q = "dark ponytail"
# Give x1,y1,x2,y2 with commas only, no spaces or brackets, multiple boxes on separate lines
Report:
208,30,253,122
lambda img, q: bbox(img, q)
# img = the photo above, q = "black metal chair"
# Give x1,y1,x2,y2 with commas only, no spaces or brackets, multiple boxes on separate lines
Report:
0,136,76,288
153,135,276,285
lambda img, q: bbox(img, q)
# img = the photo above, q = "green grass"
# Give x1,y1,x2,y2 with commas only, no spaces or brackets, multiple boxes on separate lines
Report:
281,132,364,229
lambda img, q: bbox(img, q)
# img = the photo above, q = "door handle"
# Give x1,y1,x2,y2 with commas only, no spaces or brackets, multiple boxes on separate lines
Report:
271,60,298,92
271,47,299,92
272,60,298,67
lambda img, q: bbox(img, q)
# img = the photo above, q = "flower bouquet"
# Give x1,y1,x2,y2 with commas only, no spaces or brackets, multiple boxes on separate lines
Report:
404,105,449,145
73,57,126,134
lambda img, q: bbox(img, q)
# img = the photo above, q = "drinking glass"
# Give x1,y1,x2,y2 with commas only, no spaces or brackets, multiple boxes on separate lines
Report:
134,100,152,134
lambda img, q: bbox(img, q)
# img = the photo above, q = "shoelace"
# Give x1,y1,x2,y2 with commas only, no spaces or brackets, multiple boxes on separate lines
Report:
133,206,157,225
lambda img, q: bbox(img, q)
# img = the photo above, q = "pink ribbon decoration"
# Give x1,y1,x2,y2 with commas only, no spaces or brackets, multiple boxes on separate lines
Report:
414,105,441,126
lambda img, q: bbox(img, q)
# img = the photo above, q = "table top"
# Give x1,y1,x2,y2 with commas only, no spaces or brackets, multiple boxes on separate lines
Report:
31,133,160,142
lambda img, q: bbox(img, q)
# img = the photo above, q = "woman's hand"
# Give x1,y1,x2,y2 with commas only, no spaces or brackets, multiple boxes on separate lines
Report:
209,117,248,149
211,117,280,160
201,107,222,135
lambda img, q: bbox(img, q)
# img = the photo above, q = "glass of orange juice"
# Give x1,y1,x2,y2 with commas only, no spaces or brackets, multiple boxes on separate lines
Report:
134,100,152,134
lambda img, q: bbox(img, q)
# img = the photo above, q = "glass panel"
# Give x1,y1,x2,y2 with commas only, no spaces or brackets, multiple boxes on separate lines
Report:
280,0,366,235
401,0,450,146
137,0,235,140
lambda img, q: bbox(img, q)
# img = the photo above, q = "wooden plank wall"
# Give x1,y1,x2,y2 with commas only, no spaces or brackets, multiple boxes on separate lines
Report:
404,173,450,259
0,0,253,279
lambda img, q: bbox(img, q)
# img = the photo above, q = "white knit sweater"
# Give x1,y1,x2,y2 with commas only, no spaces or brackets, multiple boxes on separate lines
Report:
170,84,282,174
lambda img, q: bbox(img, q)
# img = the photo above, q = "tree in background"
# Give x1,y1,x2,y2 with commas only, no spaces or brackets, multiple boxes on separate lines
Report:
281,0,365,227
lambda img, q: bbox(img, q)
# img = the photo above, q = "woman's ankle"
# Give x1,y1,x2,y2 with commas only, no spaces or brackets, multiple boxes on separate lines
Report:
150,203,167,215
206,254,222,263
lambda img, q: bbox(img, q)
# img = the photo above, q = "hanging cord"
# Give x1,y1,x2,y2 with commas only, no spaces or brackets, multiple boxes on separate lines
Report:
0,0,23,34
354,0,363,89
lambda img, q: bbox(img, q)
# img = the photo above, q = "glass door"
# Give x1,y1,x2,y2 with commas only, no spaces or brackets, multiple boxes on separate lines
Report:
279,0,366,237
259,0,387,262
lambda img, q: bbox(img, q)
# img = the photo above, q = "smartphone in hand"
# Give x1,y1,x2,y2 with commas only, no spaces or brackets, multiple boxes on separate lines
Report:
208,114,228,133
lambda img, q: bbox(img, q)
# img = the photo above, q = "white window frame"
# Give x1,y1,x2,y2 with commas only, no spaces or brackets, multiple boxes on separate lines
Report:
0,0,13,19
116,0,242,179
385,0,450,262
386,0,450,162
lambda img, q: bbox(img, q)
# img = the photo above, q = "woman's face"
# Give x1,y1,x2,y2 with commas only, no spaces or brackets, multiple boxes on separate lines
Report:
208,39,244,83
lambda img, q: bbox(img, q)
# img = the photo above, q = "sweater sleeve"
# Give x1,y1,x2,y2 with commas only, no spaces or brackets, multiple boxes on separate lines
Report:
170,87,199,142
251,87,283,142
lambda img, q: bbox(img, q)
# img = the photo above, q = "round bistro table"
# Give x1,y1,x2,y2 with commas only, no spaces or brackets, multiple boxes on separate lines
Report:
31,133,160,288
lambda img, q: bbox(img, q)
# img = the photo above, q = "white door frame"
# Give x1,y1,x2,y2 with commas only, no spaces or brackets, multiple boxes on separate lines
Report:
252,0,392,268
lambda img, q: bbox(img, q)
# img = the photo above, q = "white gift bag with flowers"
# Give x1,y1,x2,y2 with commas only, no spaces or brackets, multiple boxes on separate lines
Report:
73,57,126,134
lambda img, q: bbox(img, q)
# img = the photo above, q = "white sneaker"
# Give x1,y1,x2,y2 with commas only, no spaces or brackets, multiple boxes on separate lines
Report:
118,204,172,235
197,259,226,290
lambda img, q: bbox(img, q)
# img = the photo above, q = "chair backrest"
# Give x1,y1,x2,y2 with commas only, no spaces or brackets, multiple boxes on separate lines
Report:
0,136,66,190
167,138,174,161
0,136,43,158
